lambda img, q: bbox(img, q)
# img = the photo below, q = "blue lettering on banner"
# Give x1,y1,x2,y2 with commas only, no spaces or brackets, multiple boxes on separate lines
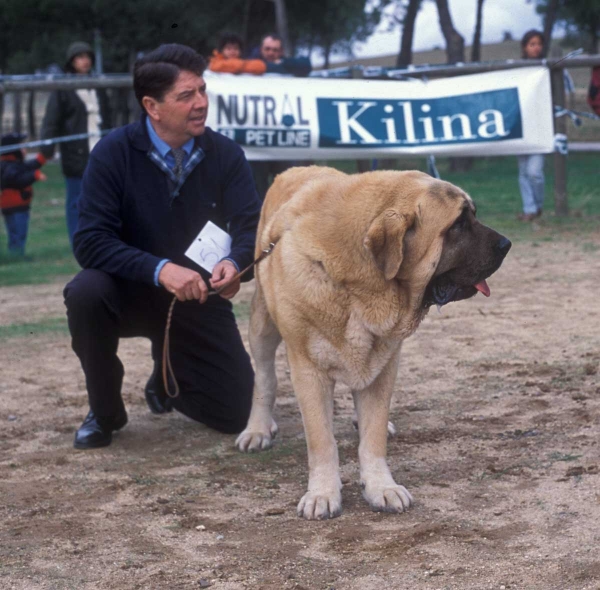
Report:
317,89,522,147
217,128,311,148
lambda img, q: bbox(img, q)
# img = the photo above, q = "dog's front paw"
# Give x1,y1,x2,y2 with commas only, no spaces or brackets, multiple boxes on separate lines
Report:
363,483,413,513
297,490,342,520
235,420,278,452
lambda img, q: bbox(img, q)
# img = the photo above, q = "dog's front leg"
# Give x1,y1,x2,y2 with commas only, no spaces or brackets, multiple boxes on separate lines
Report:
353,351,413,513
288,351,341,520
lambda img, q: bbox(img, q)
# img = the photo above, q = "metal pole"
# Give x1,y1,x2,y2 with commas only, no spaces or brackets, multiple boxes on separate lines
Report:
551,68,568,217
13,91,22,134
272,0,291,56
0,89,4,138
94,29,104,75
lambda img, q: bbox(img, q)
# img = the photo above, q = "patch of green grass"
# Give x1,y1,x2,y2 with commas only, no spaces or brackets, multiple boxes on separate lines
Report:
233,300,251,322
129,474,159,486
0,316,68,340
582,242,600,252
548,452,583,463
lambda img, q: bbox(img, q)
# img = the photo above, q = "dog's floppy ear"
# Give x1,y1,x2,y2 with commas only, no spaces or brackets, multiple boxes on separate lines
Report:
364,210,413,280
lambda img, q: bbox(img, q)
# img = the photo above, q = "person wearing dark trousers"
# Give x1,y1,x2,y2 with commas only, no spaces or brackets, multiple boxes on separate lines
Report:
40,41,111,247
64,44,261,449
0,132,47,256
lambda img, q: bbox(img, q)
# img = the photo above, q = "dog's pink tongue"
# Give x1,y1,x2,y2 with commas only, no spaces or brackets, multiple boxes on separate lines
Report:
474,280,491,297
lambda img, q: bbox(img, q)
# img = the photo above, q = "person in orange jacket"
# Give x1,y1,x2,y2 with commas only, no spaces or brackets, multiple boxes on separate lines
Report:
209,33,266,75
0,133,47,257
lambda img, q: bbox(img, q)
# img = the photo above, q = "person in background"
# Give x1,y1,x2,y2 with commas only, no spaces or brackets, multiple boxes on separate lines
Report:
0,133,47,257
257,33,312,77
209,32,267,75
517,30,546,222
40,41,111,246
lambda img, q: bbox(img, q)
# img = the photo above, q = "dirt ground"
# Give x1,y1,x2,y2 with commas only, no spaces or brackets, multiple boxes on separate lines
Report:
1,234,600,590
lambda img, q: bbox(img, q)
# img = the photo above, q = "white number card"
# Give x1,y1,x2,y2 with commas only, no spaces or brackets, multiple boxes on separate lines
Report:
185,221,232,274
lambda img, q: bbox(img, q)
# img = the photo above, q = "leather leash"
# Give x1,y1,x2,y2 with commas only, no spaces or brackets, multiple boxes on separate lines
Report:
162,242,277,398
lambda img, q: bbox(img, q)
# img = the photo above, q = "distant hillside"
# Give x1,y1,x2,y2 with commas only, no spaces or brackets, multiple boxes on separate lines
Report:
333,39,592,89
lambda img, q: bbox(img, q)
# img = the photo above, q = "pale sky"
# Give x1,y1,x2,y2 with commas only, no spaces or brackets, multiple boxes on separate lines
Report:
321,0,545,64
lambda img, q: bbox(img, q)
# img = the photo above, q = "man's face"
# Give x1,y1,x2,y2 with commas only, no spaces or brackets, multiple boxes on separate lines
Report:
72,53,93,74
260,37,283,62
145,70,208,146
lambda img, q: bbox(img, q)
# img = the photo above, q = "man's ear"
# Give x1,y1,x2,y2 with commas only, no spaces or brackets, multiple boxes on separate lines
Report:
142,96,159,121
364,210,413,280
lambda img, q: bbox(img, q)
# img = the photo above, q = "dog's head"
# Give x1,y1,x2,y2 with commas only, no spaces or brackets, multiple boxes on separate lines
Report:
364,172,511,308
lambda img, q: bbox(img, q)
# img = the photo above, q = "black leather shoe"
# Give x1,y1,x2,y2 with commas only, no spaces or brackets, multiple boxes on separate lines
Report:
74,409,128,450
144,361,173,414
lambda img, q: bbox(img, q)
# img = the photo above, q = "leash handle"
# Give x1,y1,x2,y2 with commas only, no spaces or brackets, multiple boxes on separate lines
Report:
162,241,277,397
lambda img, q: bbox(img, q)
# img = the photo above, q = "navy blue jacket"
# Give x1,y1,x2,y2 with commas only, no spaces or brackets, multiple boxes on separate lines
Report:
74,117,261,287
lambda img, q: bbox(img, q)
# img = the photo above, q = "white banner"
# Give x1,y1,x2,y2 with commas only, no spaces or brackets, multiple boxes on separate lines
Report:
205,67,554,160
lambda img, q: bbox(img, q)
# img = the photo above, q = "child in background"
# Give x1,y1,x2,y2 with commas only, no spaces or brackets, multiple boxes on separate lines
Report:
209,32,267,75
0,133,47,257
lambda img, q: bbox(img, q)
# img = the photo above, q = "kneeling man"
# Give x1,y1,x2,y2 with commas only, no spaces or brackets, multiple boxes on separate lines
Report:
64,44,261,449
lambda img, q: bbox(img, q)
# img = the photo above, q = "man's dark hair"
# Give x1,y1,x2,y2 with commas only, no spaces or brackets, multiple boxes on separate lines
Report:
520,29,544,58
218,32,244,53
260,33,282,46
133,44,206,110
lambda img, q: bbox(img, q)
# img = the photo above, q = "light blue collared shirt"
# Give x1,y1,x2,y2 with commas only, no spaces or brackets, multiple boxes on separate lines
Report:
145,117,194,170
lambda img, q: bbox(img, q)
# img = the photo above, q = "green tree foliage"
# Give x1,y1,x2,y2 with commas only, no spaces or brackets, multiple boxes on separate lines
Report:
535,0,600,54
0,0,381,73
287,0,384,67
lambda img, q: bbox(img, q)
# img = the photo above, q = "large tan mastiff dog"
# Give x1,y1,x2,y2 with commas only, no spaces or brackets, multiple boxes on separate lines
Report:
236,166,511,520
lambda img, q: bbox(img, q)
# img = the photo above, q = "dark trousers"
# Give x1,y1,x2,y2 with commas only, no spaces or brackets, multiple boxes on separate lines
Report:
63,269,254,434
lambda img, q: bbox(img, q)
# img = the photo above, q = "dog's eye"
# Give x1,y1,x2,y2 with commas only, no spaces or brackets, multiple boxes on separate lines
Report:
451,211,468,231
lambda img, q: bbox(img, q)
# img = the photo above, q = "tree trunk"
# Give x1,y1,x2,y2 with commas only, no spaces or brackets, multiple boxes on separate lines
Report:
542,0,560,57
396,0,421,68
436,0,471,171
435,0,465,64
470,0,485,62
273,0,291,56
241,0,252,49
323,39,332,69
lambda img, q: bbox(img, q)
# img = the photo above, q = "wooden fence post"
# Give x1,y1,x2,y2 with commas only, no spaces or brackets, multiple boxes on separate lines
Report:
551,67,568,217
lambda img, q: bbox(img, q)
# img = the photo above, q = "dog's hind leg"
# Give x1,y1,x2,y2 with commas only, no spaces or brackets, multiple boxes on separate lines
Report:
353,351,413,514
236,284,281,453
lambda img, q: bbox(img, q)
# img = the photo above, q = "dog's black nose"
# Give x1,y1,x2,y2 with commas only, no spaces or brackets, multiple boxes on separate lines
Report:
496,236,512,256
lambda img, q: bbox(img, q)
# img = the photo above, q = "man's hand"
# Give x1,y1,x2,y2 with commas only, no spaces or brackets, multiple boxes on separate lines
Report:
210,259,240,299
158,262,208,303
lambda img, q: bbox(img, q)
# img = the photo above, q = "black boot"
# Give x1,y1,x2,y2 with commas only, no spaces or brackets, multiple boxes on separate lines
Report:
144,361,174,414
74,409,128,449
